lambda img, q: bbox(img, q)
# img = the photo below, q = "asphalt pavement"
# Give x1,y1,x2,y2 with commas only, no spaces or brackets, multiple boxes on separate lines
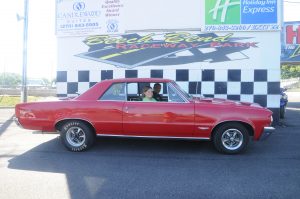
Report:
0,97,300,199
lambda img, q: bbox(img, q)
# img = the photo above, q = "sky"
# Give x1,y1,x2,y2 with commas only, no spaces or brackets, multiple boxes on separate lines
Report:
0,0,299,80
284,0,300,21
0,0,56,80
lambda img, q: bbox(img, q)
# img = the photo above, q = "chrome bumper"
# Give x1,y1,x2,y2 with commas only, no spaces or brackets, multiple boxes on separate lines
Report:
13,117,23,128
260,126,275,140
264,126,275,132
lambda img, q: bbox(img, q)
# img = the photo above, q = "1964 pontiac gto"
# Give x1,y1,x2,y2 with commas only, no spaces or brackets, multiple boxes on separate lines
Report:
14,78,274,154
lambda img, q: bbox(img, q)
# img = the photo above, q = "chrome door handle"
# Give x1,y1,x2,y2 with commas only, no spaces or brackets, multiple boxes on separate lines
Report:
125,106,129,113
124,106,135,113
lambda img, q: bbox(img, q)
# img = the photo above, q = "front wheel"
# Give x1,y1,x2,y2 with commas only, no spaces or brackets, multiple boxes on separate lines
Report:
60,121,95,152
213,123,249,154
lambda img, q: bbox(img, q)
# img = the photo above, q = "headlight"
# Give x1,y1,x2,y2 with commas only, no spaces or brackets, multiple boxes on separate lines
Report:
271,116,273,123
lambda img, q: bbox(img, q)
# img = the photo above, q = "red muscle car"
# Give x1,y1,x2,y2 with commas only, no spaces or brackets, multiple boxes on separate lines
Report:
14,78,274,154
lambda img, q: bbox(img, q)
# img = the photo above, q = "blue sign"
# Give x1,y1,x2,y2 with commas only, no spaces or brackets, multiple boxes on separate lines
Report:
241,0,277,24
107,20,119,33
73,2,85,11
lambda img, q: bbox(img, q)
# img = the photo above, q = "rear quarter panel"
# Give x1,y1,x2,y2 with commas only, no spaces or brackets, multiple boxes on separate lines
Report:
15,80,111,132
15,99,124,133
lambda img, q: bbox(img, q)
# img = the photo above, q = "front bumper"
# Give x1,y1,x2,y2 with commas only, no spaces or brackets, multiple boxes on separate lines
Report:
260,126,275,140
264,126,275,132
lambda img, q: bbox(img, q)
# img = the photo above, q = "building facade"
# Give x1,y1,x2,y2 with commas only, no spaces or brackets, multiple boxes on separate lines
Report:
56,0,282,123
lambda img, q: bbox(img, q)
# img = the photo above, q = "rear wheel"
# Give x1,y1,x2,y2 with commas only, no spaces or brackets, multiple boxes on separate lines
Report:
60,121,95,152
213,123,249,154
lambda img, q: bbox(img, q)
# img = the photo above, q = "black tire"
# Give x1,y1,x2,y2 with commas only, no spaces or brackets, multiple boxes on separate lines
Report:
280,106,286,119
213,122,250,154
60,120,95,152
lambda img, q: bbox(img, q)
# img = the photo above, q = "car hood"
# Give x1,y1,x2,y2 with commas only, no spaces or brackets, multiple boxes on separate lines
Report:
193,97,263,108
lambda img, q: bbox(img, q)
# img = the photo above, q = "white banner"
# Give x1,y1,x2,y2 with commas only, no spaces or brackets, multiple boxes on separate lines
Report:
56,0,125,37
123,0,204,31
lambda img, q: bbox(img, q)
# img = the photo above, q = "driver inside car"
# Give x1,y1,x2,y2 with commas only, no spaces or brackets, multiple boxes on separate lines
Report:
153,83,163,101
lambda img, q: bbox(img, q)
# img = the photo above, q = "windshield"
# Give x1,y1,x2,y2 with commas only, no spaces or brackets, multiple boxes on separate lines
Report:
171,81,192,100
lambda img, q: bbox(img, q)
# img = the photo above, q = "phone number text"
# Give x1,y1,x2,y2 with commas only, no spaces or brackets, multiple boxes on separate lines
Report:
59,23,99,29
205,24,280,32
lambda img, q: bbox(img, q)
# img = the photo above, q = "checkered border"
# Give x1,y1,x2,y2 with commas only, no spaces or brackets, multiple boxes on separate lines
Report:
56,69,280,123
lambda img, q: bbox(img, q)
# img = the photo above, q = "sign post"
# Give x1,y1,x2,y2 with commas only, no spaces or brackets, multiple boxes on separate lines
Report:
21,0,29,103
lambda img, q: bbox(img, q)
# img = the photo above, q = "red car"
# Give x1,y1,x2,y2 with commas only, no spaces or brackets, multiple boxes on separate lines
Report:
14,78,274,154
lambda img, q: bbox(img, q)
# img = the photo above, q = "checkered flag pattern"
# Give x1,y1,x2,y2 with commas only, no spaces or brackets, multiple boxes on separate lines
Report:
56,69,280,122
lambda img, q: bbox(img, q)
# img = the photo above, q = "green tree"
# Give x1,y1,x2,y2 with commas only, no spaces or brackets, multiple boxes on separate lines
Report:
281,64,300,79
0,73,21,87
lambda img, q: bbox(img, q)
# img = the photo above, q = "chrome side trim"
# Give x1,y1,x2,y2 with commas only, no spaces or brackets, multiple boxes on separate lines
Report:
125,101,189,104
96,134,210,140
98,100,126,102
198,126,209,130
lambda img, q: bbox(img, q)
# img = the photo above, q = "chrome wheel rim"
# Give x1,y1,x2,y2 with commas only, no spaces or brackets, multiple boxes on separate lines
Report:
221,129,243,150
66,127,86,147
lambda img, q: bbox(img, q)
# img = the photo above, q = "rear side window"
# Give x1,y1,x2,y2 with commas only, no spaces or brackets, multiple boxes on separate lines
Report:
100,83,126,101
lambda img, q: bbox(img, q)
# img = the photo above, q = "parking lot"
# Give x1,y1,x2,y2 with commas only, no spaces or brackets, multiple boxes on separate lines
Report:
0,97,300,199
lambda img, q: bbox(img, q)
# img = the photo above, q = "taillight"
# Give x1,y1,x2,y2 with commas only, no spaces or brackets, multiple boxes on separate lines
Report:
20,110,36,118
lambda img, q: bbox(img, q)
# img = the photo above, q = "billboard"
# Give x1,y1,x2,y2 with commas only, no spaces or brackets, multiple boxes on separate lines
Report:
56,0,125,37
76,32,259,69
281,21,300,63
57,31,280,71
55,0,281,37
204,0,281,32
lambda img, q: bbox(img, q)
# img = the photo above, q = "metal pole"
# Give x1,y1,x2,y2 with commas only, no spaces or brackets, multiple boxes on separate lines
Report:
21,0,29,103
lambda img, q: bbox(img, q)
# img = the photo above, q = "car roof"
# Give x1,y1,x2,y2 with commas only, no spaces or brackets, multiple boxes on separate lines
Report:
101,78,172,83
76,78,173,100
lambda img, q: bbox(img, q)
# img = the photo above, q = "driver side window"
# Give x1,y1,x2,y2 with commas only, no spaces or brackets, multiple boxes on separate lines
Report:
123,82,186,103
167,84,185,103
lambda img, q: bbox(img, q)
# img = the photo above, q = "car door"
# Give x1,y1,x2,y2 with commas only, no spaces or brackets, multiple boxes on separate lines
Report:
93,82,125,134
123,82,195,137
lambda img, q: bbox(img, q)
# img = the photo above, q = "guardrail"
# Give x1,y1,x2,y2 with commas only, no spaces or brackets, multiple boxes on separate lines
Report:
0,88,56,97
281,78,300,89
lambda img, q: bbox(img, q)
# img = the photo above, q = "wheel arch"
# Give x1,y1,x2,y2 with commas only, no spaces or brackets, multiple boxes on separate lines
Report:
211,121,254,139
55,118,96,135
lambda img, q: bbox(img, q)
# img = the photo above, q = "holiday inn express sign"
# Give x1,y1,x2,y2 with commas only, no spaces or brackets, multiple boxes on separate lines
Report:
205,0,280,31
